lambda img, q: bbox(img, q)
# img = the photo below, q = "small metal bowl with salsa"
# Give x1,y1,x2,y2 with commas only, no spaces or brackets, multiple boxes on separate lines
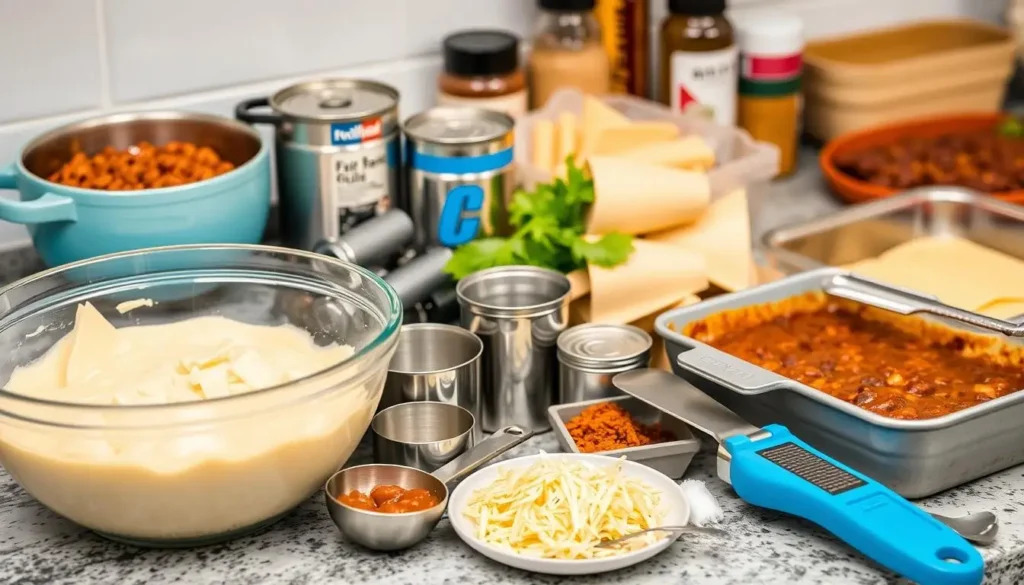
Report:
324,426,531,551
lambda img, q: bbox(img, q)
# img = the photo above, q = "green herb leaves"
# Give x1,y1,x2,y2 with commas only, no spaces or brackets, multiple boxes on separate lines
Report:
998,116,1024,139
443,158,635,280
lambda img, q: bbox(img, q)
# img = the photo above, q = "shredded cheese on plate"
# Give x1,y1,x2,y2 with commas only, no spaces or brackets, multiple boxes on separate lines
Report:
461,456,666,559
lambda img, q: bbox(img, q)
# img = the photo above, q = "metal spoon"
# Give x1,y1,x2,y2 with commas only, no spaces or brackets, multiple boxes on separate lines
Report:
596,525,730,548
597,512,997,550
931,511,999,546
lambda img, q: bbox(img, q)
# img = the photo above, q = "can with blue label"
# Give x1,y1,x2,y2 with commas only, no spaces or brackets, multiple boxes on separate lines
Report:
402,107,515,251
235,79,401,250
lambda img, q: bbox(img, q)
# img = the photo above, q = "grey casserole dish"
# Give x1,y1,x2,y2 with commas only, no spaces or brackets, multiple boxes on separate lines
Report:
656,267,1024,498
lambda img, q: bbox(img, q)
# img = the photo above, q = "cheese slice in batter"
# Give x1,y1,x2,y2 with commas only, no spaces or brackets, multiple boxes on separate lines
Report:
11,301,355,406
60,302,119,387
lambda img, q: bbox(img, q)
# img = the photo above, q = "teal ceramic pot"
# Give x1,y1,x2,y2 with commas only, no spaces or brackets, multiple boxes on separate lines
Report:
0,111,271,267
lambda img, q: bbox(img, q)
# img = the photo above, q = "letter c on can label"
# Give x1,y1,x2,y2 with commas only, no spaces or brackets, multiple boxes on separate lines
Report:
438,185,484,247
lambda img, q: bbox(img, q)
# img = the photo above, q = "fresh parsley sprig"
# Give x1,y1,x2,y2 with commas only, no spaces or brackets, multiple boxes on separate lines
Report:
443,158,634,280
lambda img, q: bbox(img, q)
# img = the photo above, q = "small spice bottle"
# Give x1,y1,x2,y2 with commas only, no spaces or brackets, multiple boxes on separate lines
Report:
529,0,612,109
438,30,528,118
659,0,738,126
735,14,803,177
595,0,649,97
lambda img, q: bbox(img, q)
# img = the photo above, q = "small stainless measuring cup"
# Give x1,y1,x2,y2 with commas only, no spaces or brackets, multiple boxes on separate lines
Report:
324,425,532,551
372,402,474,471
379,324,483,436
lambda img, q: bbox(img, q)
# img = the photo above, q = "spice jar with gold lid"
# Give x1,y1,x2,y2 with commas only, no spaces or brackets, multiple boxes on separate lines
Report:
438,30,527,117
529,0,611,109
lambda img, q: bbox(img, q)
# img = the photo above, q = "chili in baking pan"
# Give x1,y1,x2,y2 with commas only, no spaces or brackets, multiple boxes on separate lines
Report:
682,292,1024,420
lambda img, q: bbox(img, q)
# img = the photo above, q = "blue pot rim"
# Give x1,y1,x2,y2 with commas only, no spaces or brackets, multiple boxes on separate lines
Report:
14,113,269,207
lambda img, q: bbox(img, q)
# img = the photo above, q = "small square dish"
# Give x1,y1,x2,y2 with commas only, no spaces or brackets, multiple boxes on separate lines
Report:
547,396,701,479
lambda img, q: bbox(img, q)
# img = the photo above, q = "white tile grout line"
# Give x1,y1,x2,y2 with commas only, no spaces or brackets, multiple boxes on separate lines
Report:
0,53,443,134
94,0,112,109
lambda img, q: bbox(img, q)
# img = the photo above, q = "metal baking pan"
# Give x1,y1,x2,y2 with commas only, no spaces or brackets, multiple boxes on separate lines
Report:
547,396,701,479
761,186,1024,283
655,267,1024,498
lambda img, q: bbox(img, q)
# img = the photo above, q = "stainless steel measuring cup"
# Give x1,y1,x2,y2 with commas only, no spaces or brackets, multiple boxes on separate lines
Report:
324,425,532,551
379,324,483,437
372,402,474,471
456,266,570,433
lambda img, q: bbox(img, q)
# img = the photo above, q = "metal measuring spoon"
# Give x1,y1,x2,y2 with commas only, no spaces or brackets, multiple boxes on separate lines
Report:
596,525,730,548
930,512,999,546
324,426,532,551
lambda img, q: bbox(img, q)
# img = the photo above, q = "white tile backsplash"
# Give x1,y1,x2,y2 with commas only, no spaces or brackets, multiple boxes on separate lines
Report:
0,0,103,123
0,0,1010,251
104,0,407,102
402,0,536,57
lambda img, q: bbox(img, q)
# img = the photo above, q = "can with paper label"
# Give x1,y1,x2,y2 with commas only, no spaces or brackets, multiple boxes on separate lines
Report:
235,78,401,250
403,107,515,251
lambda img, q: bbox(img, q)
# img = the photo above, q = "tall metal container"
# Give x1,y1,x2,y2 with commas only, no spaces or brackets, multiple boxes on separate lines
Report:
403,107,515,250
456,266,570,433
236,79,402,250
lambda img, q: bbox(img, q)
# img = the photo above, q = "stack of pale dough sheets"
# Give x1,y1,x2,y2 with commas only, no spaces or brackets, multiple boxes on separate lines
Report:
529,96,756,369
846,236,1024,319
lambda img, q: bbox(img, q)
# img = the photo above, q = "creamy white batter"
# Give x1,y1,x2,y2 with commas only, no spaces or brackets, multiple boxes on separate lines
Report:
0,302,381,542
7,302,353,405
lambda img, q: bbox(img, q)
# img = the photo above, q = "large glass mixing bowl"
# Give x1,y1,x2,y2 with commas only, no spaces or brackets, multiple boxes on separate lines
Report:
0,244,401,547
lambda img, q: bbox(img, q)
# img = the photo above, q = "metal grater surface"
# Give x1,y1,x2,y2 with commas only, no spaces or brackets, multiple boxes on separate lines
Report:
758,442,866,495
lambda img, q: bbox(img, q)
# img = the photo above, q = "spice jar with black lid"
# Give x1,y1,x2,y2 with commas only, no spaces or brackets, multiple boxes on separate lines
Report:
438,30,528,117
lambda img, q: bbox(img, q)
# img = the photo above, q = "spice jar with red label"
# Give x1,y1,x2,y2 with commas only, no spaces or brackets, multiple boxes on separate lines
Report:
735,14,803,177
438,30,528,118
659,0,737,126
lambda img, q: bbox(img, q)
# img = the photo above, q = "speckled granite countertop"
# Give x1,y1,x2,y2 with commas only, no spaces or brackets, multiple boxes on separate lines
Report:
2,432,1023,585
0,155,1022,584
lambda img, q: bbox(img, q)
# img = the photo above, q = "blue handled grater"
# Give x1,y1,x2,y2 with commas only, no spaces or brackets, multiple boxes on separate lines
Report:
614,368,984,585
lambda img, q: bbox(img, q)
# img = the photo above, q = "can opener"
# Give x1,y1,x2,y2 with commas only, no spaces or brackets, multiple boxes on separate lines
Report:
613,368,984,585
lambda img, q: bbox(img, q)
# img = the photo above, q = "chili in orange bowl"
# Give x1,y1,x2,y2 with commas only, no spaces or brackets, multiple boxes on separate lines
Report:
820,113,1024,205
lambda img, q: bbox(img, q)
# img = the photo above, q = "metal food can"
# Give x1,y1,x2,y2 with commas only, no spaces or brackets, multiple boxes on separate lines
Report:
457,266,570,433
557,323,652,404
403,107,515,250
312,208,414,270
235,79,401,250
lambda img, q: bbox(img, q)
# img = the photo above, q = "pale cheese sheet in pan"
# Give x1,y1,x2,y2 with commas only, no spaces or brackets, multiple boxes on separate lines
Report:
844,236,1024,318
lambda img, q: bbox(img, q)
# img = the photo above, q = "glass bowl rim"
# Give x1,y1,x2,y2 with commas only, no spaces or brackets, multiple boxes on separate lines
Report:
0,243,402,419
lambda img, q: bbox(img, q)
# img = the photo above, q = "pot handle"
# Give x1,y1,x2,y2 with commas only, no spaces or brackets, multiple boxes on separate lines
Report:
235,97,281,125
0,164,77,224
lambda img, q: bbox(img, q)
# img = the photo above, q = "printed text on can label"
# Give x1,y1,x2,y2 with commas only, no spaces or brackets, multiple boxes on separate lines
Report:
438,185,484,247
410,147,514,248
328,117,392,210
330,118,383,146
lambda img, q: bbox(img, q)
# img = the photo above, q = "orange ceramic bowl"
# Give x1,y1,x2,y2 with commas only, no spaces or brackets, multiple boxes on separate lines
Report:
819,113,1024,205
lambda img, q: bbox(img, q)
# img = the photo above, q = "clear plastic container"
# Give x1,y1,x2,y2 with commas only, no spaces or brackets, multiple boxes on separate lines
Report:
0,244,401,546
515,88,780,257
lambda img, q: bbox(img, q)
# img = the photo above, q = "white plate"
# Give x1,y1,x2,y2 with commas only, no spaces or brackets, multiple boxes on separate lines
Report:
448,453,690,576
